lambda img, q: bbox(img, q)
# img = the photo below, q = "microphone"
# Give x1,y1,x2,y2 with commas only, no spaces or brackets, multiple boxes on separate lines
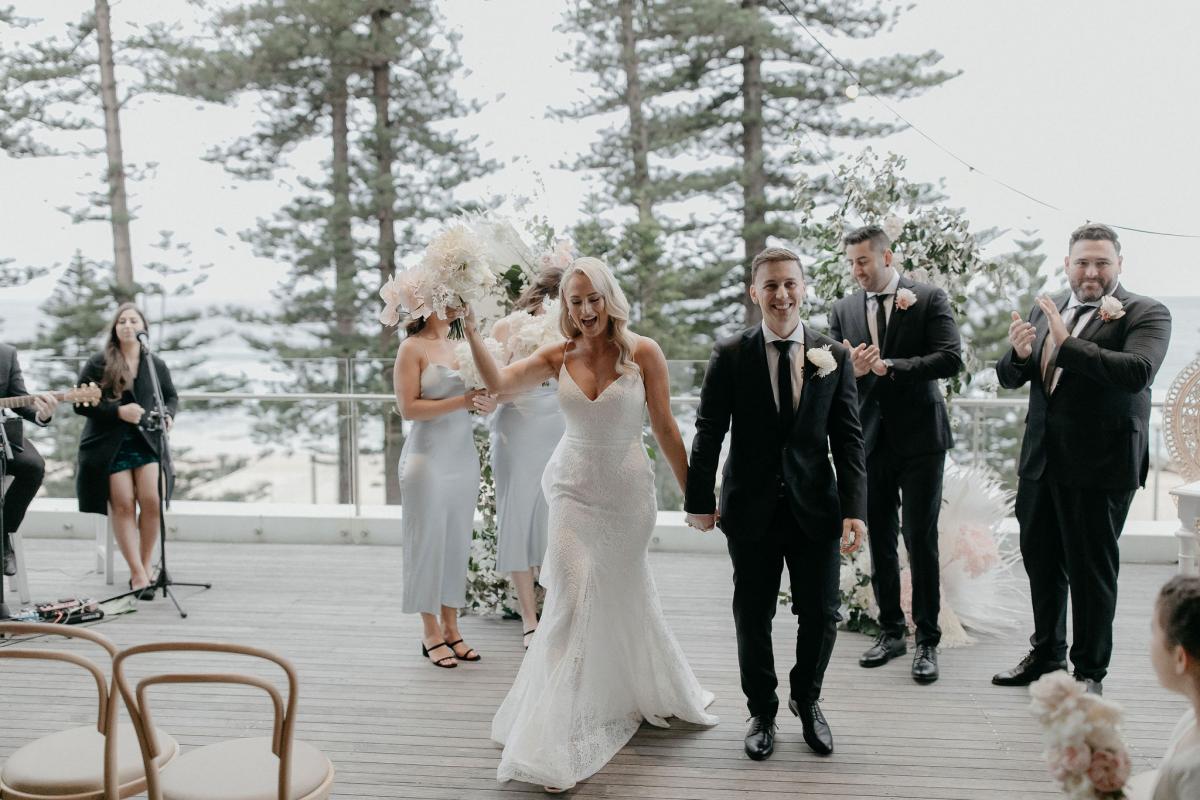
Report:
135,331,151,350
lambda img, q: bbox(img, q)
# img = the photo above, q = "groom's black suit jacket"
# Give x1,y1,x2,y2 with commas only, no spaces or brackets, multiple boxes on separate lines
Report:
828,276,961,457
686,324,867,539
995,284,1171,491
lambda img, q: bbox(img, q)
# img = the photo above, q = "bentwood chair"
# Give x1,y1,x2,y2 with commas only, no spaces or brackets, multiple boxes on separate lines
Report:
112,642,334,800
0,622,180,800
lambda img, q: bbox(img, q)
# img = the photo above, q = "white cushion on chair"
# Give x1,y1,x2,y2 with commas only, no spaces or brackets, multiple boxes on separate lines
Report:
159,737,333,800
1,722,178,796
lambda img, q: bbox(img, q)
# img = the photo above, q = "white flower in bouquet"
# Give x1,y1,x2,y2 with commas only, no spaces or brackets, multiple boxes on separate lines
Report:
492,300,566,363
469,216,538,279
882,213,905,241
416,223,502,319
453,338,503,390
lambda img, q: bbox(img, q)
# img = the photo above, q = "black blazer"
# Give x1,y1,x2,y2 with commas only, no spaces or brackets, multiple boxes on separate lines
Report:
829,276,962,457
0,343,49,426
74,351,179,515
995,284,1171,491
686,324,867,539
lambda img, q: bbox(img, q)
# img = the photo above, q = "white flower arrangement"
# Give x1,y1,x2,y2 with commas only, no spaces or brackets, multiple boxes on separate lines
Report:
1098,295,1125,322
1030,671,1131,798
894,287,918,310
453,338,503,390
806,344,838,378
491,299,566,364
882,213,906,241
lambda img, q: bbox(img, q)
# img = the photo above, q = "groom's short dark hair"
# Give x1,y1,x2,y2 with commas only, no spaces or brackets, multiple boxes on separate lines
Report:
751,247,804,279
843,224,890,252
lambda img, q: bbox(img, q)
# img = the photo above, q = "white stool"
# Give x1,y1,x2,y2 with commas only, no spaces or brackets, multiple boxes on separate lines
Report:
2,474,32,604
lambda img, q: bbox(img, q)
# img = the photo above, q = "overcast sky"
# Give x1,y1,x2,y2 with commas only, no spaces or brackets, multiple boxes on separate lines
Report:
3,0,1200,341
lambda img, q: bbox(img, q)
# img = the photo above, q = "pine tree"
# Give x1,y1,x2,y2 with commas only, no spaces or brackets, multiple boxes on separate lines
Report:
166,0,493,503
560,0,956,333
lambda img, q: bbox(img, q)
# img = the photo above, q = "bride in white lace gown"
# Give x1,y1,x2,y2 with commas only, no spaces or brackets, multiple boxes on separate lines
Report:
466,257,717,791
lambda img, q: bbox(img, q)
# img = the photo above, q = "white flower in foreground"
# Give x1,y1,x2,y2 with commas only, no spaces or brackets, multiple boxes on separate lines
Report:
806,344,838,378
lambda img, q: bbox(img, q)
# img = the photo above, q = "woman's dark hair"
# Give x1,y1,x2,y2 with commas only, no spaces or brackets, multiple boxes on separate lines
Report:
1157,575,1200,658
404,316,427,337
101,302,148,400
514,266,564,313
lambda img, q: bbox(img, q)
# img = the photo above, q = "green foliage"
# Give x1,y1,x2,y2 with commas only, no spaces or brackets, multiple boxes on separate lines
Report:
462,418,515,616
559,0,957,334
799,149,1018,395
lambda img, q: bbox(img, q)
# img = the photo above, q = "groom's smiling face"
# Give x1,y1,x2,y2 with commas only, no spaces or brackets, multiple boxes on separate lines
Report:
750,259,805,337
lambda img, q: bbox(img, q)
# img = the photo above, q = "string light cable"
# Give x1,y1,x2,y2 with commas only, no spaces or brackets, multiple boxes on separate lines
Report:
773,0,1200,239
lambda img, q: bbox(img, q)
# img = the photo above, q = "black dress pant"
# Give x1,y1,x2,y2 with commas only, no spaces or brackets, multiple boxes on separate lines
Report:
2,437,44,535
1015,477,1133,682
726,496,840,718
866,444,946,646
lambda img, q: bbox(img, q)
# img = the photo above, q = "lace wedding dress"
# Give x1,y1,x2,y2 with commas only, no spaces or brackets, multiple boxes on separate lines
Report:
492,364,718,790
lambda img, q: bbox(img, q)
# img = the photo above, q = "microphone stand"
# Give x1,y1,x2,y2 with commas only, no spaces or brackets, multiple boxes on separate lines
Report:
0,416,13,621
105,338,211,618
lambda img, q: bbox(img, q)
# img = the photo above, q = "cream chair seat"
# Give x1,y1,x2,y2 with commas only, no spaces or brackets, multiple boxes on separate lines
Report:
0,622,179,800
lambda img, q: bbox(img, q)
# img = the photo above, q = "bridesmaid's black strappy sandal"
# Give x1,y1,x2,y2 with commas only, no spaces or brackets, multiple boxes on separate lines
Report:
447,638,482,662
523,628,537,650
421,641,458,669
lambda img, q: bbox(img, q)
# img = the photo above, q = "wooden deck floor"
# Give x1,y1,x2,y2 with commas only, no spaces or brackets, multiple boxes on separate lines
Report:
1,539,1186,799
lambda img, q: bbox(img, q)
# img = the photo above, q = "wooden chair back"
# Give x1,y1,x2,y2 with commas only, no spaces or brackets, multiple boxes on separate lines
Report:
0,622,121,799
112,641,302,800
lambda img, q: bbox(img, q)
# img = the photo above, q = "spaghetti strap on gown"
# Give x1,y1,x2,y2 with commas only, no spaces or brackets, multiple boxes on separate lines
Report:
491,364,717,790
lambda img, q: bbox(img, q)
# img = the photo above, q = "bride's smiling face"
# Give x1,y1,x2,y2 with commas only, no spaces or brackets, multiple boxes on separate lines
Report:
566,273,607,338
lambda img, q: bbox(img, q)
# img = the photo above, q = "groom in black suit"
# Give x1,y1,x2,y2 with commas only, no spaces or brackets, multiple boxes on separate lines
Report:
685,248,867,761
993,223,1171,696
829,225,962,683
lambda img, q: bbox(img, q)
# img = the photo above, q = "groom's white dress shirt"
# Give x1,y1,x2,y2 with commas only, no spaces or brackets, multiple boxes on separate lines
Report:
761,321,804,413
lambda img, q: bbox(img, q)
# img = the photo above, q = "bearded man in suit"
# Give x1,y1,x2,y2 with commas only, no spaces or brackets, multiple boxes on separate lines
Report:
992,223,1171,696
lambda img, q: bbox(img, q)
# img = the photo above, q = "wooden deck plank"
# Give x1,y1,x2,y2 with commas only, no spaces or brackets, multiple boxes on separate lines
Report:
1,538,1185,799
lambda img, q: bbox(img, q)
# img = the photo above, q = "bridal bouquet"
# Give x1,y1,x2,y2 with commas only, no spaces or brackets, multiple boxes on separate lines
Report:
491,298,566,363
1030,671,1131,798
453,337,503,390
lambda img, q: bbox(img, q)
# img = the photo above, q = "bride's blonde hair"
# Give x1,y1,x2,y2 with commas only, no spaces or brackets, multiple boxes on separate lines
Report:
558,256,640,376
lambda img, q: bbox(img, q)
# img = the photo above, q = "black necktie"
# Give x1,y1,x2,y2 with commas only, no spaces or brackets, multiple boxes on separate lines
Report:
873,293,892,352
774,340,794,431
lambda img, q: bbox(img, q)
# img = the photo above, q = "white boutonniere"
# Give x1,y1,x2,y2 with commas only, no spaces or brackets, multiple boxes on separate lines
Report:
1098,295,1125,321
806,345,838,378
894,287,918,310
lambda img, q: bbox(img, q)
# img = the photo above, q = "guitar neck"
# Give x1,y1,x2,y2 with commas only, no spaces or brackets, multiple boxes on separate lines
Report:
0,389,68,411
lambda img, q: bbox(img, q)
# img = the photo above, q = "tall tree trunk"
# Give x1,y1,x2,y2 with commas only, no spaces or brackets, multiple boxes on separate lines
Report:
331,68,355,505
740,0,766,327
619,0,657,325
371,7,404,505
94,0,134,300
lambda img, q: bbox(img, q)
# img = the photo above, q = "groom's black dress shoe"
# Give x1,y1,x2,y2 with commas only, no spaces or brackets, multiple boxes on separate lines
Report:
911,644,939,683
991,649,1067,686
743,715,776,761
859,631,906,668
788,698,833,756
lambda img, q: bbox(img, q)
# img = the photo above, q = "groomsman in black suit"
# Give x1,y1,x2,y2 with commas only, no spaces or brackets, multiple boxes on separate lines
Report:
829,225,963,683
1,343,57,577
993,223,1171,696
686,247,867,761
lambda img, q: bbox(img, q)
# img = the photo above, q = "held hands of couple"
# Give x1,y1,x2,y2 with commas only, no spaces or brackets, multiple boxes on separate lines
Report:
684,512,717,532
843,340,887,378
841,518,866,554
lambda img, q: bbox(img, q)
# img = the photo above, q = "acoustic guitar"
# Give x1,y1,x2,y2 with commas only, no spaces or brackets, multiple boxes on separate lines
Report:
0,382,102,411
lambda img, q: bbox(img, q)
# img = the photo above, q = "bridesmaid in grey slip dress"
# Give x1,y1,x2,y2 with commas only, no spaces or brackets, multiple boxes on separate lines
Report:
489,267,566,649
394,305,493,669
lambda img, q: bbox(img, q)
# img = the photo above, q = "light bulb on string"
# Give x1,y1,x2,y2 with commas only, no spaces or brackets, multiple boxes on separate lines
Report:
844,83,860,100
